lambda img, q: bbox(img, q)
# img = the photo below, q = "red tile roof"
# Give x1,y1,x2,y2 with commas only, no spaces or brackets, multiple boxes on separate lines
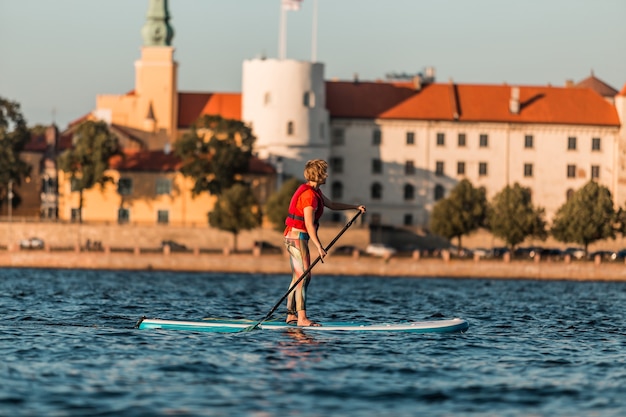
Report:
575,74,618,97
619,83,626,97
177,92,242,128
326,81,620,127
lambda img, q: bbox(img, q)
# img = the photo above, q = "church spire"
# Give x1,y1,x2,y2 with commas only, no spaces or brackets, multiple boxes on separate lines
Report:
141,0,174,46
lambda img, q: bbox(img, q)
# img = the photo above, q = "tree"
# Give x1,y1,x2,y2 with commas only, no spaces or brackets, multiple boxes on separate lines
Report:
174,115,255,196
487,183,547,249
0,97,31,211
551,181,616,253
209,183,262,251
429,179,488,249
264,177,300,230
57,120,122,222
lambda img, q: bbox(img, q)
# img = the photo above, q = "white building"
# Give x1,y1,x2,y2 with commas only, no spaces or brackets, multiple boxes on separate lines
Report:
242,59,625,228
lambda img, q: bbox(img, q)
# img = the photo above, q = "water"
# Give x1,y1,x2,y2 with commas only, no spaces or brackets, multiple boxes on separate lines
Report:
1,268,625,417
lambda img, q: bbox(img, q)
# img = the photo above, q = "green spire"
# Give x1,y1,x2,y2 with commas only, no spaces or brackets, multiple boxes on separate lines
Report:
141,0,174,46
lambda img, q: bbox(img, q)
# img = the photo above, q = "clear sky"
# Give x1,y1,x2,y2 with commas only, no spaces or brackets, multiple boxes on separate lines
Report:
1,0,625,130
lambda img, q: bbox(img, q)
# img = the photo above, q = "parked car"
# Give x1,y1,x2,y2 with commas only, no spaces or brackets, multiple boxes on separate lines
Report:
613,249,626,261
563,247,585,260
20,237,45,250
332,245,361,255
490,246,510,258
471,247,489,258
253,240,282,254
365,243,397,257
161,240,188,252
587,250,616,261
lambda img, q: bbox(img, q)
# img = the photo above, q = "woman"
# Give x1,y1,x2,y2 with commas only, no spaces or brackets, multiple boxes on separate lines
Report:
284,159,366,326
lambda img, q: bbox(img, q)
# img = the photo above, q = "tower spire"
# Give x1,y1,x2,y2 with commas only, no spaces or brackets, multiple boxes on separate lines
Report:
141,0,174,46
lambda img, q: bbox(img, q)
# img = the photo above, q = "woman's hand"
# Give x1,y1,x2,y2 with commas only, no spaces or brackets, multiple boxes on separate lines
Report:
356,205,366,213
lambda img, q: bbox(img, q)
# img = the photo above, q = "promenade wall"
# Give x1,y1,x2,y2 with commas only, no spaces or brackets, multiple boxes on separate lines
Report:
2,221,626,281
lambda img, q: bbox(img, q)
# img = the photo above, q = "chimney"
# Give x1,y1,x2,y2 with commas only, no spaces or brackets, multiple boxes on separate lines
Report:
353,73,359,84
565,79,574,88
509,87,520,114
412,75,422,91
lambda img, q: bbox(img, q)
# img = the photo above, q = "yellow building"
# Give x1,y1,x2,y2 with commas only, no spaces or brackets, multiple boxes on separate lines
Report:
56,0,271,225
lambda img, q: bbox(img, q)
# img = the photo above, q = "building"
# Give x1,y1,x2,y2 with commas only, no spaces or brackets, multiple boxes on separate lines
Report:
57,0,625,229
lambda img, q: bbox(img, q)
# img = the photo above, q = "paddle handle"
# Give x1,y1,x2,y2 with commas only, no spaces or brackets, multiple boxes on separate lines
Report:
259,210,363,323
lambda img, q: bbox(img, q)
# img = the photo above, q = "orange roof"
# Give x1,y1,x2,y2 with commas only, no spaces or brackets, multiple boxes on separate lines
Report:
619,83,626,96
178,92,242,128
327,81,620,127
575,74,618,97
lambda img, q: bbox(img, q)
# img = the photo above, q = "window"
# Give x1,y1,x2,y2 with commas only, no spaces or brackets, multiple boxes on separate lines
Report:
330,157,343,174
303,91,315,107
370,213,381,225
155,178,171,195
404,184,415,200
406,132,415,145
435,161,444,176
332,128,345,145
372,129,382,145
458,133,466,147
70,178,81,192
287,121,294,136
524,163,533,177
371,183,382,200
567,164,576,178
71,208,81,223
403,214,413,226
457,161,465,175
157,210,169,224
478,162,488,176
118,208,130,224
524,135,534,148
436,133,445,146
592,137,601,151
434,184,445,201
264,92,271,105
566,188,574,200
479,134,488,148
372,159,382,174
591,165,600,179
118,178,133,196
405,160,415,175
568,136,577,150
331,182,343,199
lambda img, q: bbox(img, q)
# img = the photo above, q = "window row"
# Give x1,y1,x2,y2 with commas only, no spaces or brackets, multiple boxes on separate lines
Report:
71,177,173,196
330,182,446,202
263,91,316,108
331,128,603,152
70,208,171,225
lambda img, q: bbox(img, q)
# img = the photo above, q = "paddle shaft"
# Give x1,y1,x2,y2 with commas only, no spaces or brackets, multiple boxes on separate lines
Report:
249,210,363,329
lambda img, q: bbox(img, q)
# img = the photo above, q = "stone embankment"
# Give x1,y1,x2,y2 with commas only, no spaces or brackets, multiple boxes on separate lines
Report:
2,247,626,282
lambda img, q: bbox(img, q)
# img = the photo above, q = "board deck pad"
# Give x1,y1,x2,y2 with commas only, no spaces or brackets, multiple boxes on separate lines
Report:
136,317,469,333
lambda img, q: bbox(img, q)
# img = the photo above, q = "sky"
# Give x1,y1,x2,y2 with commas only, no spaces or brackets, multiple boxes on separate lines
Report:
1,0,625,130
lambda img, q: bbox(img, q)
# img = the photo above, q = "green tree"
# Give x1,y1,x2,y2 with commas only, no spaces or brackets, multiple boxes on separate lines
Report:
487,183,547,249
209,183,262,251
174,115,255,196
551,181,616,253
264,177,300,230
430,179,488,249
57,120,122,222
0,97,31,210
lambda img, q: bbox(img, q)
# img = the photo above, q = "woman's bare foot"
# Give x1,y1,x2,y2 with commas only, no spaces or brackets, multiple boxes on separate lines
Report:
286,314,298,324
297,319,322,327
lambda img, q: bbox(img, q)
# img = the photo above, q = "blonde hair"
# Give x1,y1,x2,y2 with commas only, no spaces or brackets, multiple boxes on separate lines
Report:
304,159,328,182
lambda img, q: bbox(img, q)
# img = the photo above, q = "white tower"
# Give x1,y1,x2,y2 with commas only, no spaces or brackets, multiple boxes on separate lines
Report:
242,58,330,180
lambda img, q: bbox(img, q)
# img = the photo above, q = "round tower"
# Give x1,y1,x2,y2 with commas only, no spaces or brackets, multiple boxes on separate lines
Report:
242,59,330,180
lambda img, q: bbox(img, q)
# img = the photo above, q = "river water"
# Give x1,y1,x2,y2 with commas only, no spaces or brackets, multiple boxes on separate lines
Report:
1,268,624,417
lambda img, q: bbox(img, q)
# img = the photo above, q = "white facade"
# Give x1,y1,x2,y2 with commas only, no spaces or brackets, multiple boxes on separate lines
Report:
330,120,621,227
242,59,330,178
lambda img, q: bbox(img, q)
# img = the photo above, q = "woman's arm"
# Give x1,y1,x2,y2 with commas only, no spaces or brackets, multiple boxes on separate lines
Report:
304,206,326,260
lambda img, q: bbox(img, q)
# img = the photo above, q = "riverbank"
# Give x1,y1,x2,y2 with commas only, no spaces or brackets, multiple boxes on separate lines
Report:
2,249,626,281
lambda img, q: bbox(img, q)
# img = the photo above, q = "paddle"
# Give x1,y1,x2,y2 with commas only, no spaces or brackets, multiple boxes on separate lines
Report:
242,209,363,332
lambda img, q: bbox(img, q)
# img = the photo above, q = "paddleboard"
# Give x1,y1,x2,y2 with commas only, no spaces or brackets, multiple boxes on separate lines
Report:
136,317,469,333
